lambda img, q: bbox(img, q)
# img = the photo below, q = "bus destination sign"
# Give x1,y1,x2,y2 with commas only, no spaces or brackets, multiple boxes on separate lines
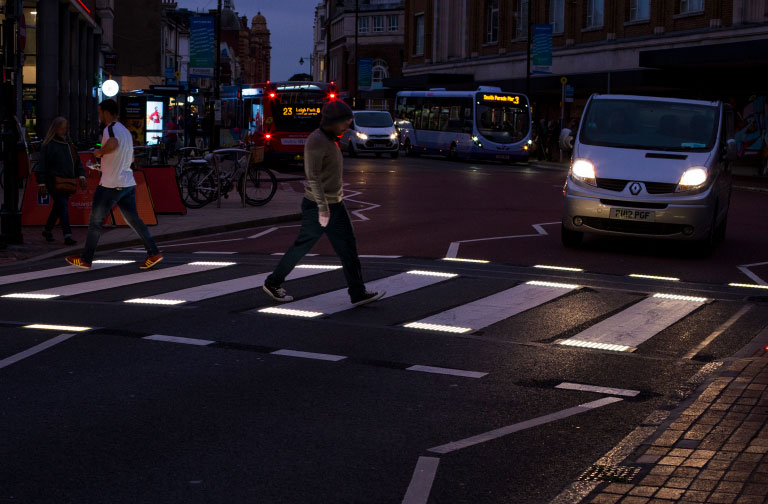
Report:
481,94,521,105
282,107,321,117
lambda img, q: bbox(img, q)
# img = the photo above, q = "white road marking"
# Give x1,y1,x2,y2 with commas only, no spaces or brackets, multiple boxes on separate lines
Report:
445,221,560,258
248,227,279,239
736,264,768,285
359,255,402,259
143,334,214,346
156,237,246,249
120,249,146,253
683,305,753,359
405,282,577,334
123,266,334,304
559,295,707,351
193,251,238,255
428,397,623,454
402,457,440,504
0,262,125,286
343,185,381,221
272,253,319,256
270,349,346,361
255,271,456,317
0,333,77,370
406,365,487,379
21,263,233,298
555,382,640,397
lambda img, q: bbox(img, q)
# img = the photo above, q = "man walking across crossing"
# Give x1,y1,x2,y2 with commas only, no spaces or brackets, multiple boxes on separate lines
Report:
66,99,162,270
263,100,384,306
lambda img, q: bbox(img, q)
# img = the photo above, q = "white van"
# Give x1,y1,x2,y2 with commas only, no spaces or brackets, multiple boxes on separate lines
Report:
340,111,400,158
560,94,737,254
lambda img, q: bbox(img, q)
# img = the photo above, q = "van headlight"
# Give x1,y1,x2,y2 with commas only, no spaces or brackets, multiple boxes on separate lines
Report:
389,132,398,140
571,159,596,186
677,167,708,192
356,132,368,140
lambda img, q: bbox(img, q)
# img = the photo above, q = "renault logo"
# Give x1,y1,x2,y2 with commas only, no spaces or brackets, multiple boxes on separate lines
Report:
629,182,642,195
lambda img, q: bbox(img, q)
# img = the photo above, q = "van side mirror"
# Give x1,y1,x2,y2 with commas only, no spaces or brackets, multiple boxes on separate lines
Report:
559,128,574,152
724,139,738,162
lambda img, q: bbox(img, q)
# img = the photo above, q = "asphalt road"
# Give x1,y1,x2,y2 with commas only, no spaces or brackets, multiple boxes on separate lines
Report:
1,155,767,503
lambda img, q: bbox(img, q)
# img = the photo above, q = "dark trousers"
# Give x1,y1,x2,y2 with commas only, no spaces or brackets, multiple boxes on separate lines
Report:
82,185,159,263
45,193,72,238
267,198,365,299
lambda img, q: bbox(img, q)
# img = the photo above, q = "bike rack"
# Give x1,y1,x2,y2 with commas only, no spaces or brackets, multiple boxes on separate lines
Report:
211,148,252,209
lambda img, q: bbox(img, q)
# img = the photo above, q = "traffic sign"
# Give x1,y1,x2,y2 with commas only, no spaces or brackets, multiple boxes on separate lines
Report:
560,77,568,85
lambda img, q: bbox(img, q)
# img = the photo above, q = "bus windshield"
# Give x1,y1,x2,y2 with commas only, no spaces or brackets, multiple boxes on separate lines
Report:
579,99,719,152
354,112,393,128
475,93,529,144
271,91,325,132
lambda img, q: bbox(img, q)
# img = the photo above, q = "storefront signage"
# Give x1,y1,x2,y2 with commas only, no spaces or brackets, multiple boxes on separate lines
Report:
482,94,521,104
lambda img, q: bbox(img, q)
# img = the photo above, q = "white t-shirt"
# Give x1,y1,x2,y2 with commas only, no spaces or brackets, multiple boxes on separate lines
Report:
99,121,136,188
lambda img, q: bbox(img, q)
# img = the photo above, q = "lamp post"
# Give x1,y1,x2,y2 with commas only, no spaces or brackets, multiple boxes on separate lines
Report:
354,0,359,109
299,55,313,79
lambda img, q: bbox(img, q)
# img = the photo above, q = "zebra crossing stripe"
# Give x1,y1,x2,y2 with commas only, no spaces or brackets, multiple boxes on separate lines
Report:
19,263,234,298
0,261,131,287
404,281,578,334
559,294,708,352
124,266,339,305
255,270,458,317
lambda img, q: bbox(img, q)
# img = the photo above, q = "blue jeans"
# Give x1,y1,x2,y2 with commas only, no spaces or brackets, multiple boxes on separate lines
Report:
82,185,159,263
45,193,72,238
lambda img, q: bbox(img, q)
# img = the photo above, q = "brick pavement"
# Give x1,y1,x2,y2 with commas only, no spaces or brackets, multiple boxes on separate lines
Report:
586,346,768,504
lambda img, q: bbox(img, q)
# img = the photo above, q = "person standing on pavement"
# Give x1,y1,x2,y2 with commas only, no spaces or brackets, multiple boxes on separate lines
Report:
263,100,384,306
66,99,163,270
34,117,87,246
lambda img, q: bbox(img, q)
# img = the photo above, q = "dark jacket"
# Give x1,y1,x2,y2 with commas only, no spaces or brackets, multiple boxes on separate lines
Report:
34,137,85,191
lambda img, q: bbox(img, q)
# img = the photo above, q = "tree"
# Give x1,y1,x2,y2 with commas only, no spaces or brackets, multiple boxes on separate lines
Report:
288,73,313,82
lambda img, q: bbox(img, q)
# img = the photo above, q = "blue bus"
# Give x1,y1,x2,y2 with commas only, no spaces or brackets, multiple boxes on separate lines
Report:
395,87,532,162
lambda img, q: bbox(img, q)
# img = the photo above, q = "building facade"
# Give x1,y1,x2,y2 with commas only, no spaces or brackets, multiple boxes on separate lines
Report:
218,1,270,85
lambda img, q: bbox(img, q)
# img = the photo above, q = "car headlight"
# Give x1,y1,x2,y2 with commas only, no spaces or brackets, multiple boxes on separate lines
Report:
677,167,708,192
356,132,368,140
389,132,398,140
571,159,596,186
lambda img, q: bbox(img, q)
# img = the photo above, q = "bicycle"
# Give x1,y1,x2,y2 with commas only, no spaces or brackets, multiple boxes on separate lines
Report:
179,148,278,209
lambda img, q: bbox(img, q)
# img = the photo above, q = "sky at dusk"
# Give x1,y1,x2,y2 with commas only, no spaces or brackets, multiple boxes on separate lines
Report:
177,0,318,81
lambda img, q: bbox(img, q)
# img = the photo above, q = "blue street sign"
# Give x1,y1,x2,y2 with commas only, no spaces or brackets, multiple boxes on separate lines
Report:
532,24,553,75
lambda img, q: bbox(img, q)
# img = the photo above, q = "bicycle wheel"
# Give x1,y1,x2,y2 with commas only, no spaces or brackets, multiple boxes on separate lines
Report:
182,167,217,209
240,165,278,206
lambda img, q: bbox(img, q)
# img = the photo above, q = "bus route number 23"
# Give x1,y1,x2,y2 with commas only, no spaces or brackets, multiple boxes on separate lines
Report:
282,107,293,116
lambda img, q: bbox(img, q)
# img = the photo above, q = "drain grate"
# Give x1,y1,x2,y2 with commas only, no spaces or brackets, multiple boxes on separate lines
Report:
578,464,641,483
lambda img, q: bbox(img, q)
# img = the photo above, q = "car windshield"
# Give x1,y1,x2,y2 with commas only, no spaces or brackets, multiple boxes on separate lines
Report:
476,94,529,144
354,112,394,128
579,99,719,151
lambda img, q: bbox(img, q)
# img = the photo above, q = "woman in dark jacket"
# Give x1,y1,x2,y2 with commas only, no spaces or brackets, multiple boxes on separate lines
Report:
34,117,87,245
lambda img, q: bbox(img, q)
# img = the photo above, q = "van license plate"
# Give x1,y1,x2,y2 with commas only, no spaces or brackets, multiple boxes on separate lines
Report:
496,154,510,160
610,208,655,222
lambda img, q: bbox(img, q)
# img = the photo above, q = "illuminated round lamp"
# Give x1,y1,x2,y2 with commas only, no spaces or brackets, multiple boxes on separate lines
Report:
187,95,195,104
102,79,119,97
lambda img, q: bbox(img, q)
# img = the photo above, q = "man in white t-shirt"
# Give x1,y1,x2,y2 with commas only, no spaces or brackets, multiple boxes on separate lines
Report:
66,99,163,270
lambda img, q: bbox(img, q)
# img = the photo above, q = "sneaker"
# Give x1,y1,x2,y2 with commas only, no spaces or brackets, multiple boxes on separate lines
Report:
65,256,92,269
351,290,386,307
42,230,54,242
263,284,294,302
64,237,77,246
140,254,164,270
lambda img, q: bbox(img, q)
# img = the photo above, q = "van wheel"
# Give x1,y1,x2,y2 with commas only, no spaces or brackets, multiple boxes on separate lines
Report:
561,224,583,247
348,143,357,158
714,214,728,243
375,153,382,158
693,211,717,258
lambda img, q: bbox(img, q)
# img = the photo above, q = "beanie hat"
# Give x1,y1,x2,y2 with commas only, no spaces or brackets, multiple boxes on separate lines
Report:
320,100,354,126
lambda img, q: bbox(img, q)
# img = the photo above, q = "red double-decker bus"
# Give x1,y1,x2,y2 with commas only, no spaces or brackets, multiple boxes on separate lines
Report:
242,81,338,164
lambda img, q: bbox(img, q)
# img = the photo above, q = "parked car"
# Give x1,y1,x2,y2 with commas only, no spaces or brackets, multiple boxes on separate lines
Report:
560,94,737,255
340,111,400,158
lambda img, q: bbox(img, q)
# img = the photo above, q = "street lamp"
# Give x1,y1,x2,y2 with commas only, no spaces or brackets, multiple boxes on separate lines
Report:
299,55,313,79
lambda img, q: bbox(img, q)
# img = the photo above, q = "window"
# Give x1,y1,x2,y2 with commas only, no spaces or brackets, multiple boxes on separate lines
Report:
629,0,650,20
358,16,369,34
486,0,499,43
373,15,385,32
550,0,565,33
388,14,399,32
680,0,704,13
585,0,604,28
516,0,529,39
372,59,389,89
414,14,425,55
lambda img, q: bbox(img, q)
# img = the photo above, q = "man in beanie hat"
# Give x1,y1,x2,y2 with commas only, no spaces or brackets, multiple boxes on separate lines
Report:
262,100,385,306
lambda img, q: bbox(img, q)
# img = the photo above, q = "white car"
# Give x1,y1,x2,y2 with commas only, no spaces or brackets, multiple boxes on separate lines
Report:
560,94,737,255
340,111,400,158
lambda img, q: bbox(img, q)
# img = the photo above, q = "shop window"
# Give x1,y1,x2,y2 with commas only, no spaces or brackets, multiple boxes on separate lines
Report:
630,0,650,21
586,0,604,28
550,0,565,33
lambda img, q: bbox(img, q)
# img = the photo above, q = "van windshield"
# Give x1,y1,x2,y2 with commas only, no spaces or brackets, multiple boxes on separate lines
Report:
354,112,394,128
579,99,719,152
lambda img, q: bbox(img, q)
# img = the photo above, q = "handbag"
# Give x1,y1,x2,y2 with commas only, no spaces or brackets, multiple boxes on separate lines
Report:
52,143,79,194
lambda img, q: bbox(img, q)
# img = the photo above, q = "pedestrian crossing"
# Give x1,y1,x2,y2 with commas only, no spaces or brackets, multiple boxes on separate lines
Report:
0,257,733,357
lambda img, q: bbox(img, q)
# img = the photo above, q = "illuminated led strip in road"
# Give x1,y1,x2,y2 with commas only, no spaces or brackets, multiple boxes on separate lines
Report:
0,261,132,287
559,339,633,352
525,280,579,289
24,324,91,332
2,293,60,300
653,293,708,303
407,270,458,278
92,260,136,265
629,274,680,281
404,322,473,334
442,258,490,264
295,265,343,270
533,265,583,272
728,283,768,290
258,307,323,318
124,298,187,306
187,261,237,266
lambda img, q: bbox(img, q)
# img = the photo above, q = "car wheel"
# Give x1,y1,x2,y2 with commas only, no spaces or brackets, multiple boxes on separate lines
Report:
561,224,583,247
375,153,382,158
348,143,357,158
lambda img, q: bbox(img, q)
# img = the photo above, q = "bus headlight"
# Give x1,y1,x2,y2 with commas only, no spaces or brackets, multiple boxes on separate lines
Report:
356,132,368,141
571,159,596,186
676,167,708,192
